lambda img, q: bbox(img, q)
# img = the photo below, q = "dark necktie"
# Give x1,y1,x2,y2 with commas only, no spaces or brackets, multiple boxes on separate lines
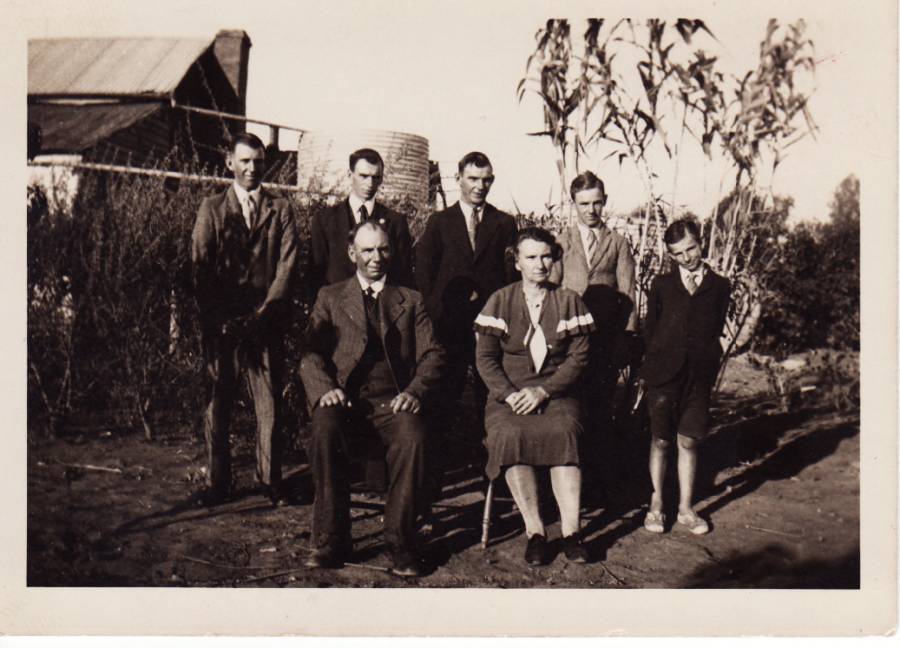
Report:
358,204,369,223
364,287,379,330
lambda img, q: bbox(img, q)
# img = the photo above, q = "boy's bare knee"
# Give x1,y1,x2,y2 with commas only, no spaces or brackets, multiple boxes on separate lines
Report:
651,436,671,450
677,434,699,450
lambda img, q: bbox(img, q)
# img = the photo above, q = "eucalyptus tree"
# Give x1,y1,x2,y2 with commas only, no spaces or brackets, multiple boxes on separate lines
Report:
518,18,817,378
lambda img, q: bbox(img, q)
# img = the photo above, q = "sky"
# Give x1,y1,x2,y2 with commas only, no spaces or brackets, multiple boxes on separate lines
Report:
18,0,887,223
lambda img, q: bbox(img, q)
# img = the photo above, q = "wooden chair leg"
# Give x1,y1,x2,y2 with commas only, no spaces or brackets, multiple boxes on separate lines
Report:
481,479,495,550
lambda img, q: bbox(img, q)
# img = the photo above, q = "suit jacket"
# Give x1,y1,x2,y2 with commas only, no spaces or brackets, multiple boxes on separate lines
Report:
300,278,445,410
550,224,637,335
414,202,518,346
309,199,413,296
639,266,731,387
191,185,299,337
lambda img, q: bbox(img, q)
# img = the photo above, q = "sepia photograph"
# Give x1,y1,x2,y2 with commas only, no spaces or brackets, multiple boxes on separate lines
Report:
5,0,897,637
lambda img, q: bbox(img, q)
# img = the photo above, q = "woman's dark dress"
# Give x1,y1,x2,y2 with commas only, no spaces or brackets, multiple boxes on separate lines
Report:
474,282,595,479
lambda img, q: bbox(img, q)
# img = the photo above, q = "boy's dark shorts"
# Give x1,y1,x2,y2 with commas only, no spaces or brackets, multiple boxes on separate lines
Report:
646,364,712,442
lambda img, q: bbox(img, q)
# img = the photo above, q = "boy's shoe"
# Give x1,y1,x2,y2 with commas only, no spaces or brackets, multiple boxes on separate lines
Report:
643,510,665,533
676,511,709,535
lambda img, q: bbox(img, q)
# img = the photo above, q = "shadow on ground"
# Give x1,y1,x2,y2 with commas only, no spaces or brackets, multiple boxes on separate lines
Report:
27,378,860,587
679,544,860,588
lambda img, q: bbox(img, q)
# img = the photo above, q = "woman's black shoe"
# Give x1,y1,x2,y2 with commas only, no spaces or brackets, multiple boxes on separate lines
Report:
525,533,548,565
562,534,589,564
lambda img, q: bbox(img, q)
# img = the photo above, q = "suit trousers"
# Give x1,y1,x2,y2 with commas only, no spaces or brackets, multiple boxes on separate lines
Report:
579,348,618,487
202,334,283,492
307,398,427,550
426,338,488,503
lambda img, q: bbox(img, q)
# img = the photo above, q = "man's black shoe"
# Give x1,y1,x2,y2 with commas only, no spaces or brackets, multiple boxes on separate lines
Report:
304,545,347,569
562,533,589,564
265,485,292,508
389,545,424,578
524,533,548,566
192,486,231,508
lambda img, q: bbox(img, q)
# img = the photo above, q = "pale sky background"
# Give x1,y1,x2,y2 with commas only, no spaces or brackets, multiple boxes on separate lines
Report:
20,0,878,223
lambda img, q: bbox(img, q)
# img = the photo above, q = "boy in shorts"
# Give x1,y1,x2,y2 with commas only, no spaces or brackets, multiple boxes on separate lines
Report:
639,219,731,535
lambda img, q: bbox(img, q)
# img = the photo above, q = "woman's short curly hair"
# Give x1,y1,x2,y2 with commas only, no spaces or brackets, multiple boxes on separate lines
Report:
506,226,562,264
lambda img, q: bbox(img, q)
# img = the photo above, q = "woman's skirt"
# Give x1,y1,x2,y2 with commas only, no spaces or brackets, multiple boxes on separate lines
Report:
483,396,584,480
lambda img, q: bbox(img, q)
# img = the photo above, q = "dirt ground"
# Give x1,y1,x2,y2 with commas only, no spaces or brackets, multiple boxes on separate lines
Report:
27,353,860,588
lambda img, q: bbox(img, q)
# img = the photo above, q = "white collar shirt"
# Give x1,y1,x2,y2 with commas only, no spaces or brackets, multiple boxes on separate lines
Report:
232,182,261,229
356,273,386,297
678,264,706,291
348,194,377,224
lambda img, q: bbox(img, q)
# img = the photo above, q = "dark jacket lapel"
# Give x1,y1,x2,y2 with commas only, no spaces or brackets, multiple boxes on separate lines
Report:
690,264,715,297
448,203,474,260
474,204,501,261
252,189,277,236
379,284,407,330
339,277,367,334
338,199,355,233
371,201,391,226
591,226,614,269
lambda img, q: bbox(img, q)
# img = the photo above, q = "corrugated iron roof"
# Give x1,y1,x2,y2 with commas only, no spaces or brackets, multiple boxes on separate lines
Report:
28,38,212,96
28,102,163,152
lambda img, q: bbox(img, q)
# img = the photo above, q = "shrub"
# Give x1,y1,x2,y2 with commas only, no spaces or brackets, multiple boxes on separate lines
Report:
28,157,316,439
753,176,859,357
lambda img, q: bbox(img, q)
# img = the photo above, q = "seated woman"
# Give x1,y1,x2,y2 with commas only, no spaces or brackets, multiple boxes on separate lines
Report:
474,226,595,565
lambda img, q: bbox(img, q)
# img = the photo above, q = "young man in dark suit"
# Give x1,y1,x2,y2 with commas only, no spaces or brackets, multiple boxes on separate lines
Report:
639,219,731,535
190,132,299,507
300,221,444,577
309,148,413,296
414,151,518,498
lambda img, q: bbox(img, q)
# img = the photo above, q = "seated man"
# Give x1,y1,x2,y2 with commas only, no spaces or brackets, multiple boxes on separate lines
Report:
300,221,444,577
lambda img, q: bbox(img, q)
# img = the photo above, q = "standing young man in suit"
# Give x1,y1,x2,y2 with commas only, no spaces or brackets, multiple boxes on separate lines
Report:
300,221,444,576
640,219,731,535
309,148,413,296
190,132,299,507
549,172,637,493
414,152,518,498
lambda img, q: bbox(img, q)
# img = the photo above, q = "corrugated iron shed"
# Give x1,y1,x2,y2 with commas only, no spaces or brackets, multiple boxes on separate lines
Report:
29,102,162,152
28,37,212,96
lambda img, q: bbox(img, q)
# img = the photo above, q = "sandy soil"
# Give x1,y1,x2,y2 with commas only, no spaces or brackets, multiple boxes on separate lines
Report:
26,353,860,588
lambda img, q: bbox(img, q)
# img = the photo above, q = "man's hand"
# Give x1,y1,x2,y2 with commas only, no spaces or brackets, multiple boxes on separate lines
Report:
390,392,421,414
505,387,550,415
319,388,348,408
